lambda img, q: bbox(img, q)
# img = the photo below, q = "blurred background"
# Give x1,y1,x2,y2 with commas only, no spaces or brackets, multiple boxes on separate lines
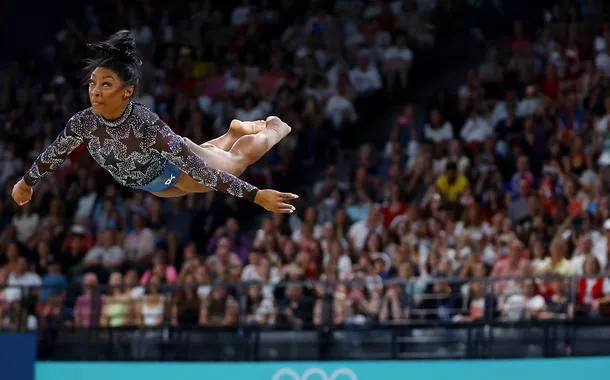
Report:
1,0,610,367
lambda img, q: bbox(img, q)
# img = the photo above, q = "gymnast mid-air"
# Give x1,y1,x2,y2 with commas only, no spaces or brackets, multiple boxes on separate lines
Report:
11,30,298,213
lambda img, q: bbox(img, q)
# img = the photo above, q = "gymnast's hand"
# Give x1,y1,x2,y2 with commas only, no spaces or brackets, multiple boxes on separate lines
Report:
254,189,298,213
12,179,33,206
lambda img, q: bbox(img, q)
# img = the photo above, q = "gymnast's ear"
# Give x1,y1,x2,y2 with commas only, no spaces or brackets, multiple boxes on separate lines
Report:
123,85,134,99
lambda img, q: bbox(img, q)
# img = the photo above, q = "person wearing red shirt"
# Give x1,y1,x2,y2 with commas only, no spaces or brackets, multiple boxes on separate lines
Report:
540,63,561,99
576,256,610,317
381,184,407,227
507,21,531,54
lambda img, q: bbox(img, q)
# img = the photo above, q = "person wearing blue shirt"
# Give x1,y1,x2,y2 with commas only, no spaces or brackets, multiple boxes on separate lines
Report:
40,262,68,303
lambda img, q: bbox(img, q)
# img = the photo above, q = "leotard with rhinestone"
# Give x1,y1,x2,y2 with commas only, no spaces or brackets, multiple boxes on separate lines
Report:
23,103,259,202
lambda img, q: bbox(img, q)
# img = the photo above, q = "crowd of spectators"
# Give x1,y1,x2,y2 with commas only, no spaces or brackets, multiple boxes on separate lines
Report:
0,0,441,329
2,0,610,333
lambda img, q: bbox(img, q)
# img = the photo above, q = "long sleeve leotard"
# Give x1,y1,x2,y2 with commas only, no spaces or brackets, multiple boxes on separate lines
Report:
23,102,259,202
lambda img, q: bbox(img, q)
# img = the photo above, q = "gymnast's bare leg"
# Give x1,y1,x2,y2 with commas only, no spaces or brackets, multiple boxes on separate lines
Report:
202,119,267,150
152,116,291,198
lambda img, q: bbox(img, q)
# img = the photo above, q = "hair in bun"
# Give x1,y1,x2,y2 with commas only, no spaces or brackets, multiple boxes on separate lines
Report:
85,30,142,86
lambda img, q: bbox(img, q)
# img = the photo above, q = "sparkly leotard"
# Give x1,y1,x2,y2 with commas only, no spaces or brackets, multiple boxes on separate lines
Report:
23,103,259,202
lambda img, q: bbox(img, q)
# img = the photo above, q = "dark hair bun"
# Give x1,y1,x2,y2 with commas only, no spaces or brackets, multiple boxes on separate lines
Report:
87,30,141,66
85,30,142,86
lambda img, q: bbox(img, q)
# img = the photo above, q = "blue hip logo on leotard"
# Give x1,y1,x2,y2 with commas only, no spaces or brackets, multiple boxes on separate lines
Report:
164,173,176,185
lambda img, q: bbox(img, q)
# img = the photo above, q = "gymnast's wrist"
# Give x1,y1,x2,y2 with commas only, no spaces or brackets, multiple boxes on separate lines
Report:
22,175,35,188
249,188,260,203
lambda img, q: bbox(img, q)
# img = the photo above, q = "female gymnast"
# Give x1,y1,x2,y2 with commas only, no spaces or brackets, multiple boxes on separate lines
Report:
11,31,297,213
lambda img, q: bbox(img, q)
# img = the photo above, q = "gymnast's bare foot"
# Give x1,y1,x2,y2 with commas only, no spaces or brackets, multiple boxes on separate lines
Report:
265,116,292,137
229,119,266,138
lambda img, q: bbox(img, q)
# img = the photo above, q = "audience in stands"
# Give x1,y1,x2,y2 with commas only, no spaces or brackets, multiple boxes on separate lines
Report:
1,0,610,331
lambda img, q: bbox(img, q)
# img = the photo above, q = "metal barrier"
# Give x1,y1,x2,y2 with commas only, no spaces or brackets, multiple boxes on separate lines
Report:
2,274,610,360
33,320,610,361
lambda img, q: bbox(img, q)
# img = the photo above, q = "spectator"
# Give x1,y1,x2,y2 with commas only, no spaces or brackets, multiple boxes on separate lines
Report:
542,241,573,276
435,161,469,205
243,282,275,327
11,204,39,244
382,34,413,93
124,214,155,267
424,108,454,144
576,256,610,318
349,55,383,97
81,229,124,282
171,273,201,327
140,253,178,286
278,283,314,329
348,205,383,252
491,239,529,294
38,261,67,311
135,273,167,327
100,272,130,327
73,273,102,328
200,284,238,327
460,107,493,144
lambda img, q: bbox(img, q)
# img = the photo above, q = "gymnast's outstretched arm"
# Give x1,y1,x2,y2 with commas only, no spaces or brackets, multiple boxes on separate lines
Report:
13,116,84,206
23,116,84,187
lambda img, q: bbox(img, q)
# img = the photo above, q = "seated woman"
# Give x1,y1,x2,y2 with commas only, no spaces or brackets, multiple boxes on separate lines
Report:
243,283,275,327
453,281,496,322
200,285,238,327
100,272,131,327
171,273,201,327
539,279,573,320
576,256,610,318
141,253,177,285
135,273,167,327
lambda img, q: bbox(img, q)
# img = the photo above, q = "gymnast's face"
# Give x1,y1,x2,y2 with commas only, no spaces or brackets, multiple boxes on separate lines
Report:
88,67,134,119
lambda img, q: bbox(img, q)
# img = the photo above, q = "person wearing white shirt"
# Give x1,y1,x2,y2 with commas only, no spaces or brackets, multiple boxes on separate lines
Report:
424,108,454,143
73,177,99,223
382,35,413,92
571,234,607,275
325,87,358,129
490,90,519,127
592,220,610,271
595,95,610,134
83,229,125,271
12,205,40,243
349,55,382,96
595,47,610,78
348,205,383,251
517,86,543,118
241,251,280,300
434,140,470,174
3,257,42,303
523,279,546,320
461,109,493,143
231,4,251,26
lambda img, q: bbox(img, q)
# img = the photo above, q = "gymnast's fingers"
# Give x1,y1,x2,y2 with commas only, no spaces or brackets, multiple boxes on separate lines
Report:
276,202,296,213
278,192,299,200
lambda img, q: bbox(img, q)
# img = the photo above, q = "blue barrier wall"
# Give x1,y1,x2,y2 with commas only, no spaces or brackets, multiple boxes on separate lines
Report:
0,333,37,380
36,357,610,380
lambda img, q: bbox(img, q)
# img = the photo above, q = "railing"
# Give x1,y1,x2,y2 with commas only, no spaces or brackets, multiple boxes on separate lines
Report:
31,319,610,361
2,275,610,360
